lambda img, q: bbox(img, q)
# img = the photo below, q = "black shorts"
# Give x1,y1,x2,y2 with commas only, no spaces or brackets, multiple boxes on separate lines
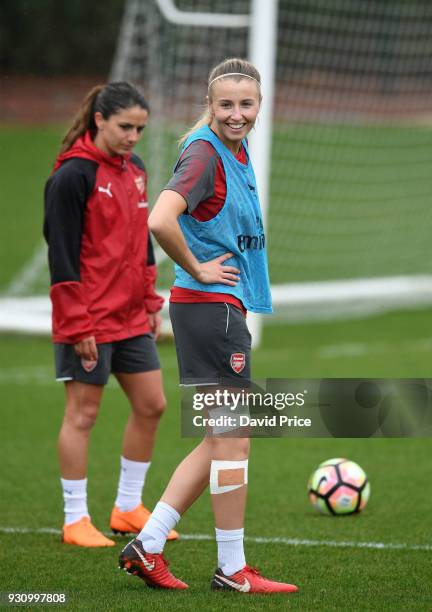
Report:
169,302,252,387
54,334,160,386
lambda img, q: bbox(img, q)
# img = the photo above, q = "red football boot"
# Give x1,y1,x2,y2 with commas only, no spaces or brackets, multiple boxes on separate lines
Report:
119,538,188,590
211,565,298,594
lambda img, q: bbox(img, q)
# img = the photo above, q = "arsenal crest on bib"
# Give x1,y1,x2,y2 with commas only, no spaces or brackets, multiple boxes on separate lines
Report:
230,352,246,374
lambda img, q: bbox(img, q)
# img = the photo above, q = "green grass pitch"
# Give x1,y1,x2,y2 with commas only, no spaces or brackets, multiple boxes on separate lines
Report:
1,311,432,610
1,125,432,609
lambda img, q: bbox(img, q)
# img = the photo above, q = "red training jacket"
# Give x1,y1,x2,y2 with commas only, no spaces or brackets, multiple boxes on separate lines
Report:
43,131,164,344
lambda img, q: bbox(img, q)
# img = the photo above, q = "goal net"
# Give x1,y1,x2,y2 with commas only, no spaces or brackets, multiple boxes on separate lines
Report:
3,0,432,335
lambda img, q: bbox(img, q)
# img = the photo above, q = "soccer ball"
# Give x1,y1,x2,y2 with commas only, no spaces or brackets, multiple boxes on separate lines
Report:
308,458,370,516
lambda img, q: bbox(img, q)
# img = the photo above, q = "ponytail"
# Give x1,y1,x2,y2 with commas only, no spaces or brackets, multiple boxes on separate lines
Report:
178,108,211,147
60,85,103,154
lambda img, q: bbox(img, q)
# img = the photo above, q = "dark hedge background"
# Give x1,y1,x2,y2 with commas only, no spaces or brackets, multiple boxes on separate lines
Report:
0,0,124,75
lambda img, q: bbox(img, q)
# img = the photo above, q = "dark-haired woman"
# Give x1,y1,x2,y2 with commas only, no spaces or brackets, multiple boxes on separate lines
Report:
44,82,178,547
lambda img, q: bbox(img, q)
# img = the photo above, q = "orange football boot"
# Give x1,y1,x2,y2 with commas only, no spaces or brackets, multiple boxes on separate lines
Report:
63,516,115,547
110,503,179,540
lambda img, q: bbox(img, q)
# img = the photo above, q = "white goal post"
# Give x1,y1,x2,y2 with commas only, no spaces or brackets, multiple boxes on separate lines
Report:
2,0,432,343
140,0,278,346
107,0,432,346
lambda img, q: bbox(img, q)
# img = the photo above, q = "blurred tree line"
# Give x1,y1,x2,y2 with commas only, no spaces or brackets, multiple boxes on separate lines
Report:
2,0,430,81
0,0,124,75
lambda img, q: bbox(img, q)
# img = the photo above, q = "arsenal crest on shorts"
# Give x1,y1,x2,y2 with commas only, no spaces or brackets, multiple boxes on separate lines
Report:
230,352,246,374
81,358,97,373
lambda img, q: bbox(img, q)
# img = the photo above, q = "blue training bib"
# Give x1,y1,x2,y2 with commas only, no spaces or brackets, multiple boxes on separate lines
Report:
174,125,272,314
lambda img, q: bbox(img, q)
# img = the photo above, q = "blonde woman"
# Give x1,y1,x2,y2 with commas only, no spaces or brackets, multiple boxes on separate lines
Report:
119,60,298,594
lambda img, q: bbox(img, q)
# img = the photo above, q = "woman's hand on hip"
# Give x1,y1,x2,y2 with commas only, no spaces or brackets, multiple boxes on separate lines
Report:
195,253,240,286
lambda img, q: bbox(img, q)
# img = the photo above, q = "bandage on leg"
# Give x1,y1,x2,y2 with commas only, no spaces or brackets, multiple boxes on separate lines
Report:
210,459,248,495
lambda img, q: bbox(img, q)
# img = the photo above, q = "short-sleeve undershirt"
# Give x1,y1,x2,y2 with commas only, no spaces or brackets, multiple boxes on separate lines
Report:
164,139,247,221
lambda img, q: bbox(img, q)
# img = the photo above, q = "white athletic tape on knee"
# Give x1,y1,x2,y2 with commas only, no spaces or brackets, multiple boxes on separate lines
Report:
210,459,248,495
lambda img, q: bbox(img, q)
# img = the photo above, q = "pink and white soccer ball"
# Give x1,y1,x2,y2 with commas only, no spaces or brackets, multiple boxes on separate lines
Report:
308,458,370,515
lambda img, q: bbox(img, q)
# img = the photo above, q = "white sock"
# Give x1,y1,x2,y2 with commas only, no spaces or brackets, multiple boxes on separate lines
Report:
215,527,246,576
61,478,89,526
136,501,180,553
115,456,151,512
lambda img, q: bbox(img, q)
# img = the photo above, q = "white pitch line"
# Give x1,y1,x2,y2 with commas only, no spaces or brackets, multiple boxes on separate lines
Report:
318,343,372,359
0,527,431,552
317,337,432,359
5,241,48,297
2,337,432,387
0,366,121,389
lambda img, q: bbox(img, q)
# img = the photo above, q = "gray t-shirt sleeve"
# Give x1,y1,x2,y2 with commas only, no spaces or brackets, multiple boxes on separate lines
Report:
164,140,219,213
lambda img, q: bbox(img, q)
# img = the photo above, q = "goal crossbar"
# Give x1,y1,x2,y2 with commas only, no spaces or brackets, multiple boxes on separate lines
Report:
155,0,249,27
